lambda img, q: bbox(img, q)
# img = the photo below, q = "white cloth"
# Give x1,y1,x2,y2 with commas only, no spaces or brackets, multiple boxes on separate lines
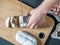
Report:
15,31,37,45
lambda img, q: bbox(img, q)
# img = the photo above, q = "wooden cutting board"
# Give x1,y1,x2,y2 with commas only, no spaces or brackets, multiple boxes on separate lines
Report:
0,0,55,45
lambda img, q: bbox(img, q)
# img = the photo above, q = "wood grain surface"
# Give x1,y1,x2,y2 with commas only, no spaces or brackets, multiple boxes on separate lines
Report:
0,0,55,45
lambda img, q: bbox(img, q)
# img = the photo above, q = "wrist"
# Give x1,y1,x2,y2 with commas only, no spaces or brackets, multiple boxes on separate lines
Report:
36,7,47,15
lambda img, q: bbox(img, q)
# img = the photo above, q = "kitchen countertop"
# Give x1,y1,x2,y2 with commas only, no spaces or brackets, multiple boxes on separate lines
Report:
0,0,55,45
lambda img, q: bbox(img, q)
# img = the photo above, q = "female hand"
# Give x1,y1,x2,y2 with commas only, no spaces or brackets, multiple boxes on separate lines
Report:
27,8,47,29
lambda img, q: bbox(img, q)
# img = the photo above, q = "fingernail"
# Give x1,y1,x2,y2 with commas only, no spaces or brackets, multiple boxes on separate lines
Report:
26,25,29,28
30,26,33,29
35,25,38,29
30,25,34,29
27,24,30,28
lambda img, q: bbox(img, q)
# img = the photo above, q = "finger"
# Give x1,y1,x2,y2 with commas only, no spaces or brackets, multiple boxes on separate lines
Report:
27,19,37,29
27,20,33,28
30,22,36,29
34,25,38,29
25,11,31,16
29,19,41,29
28,11,31,16
26,23,31,28
29,21,39,29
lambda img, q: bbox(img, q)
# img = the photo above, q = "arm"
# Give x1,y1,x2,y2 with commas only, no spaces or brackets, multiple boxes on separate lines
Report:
27,0,59,29
37,0,59,13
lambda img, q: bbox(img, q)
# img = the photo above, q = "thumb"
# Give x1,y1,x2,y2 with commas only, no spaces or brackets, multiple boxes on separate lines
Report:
25,11,31,16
